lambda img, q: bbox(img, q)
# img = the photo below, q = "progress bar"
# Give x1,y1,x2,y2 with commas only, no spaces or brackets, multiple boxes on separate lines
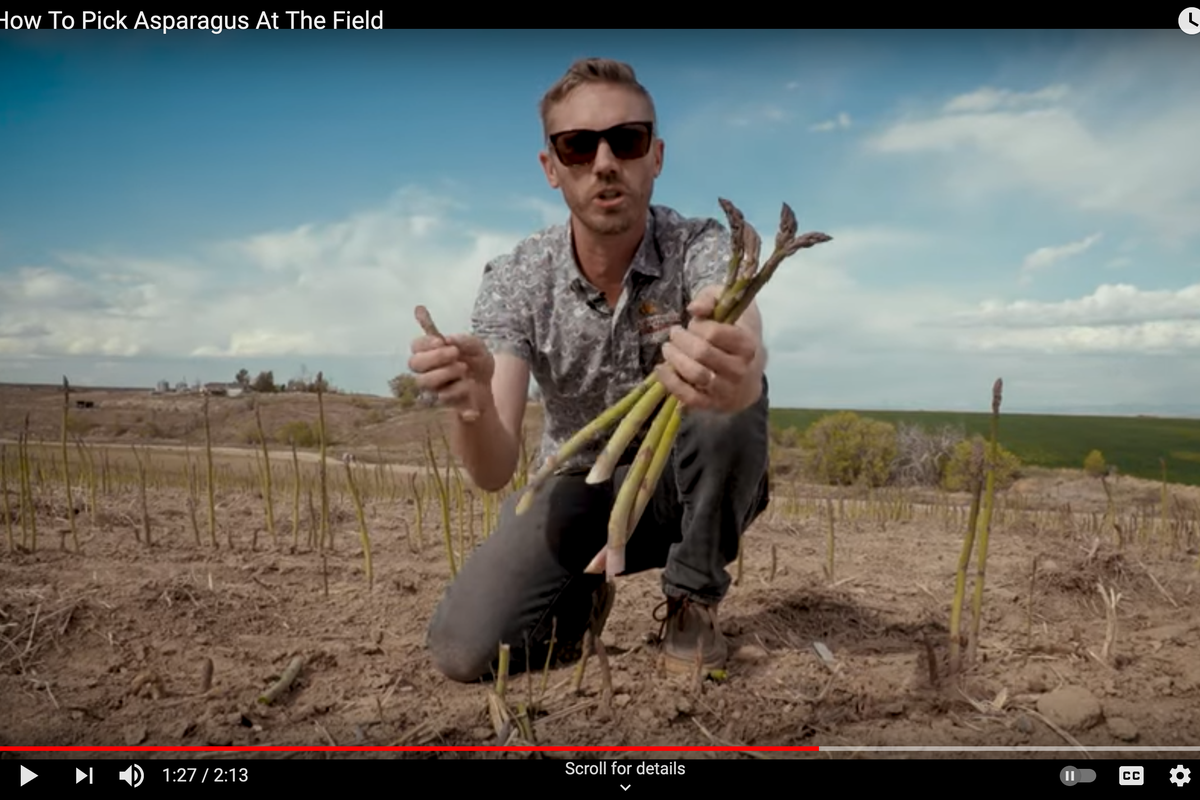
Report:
816,746,1200,751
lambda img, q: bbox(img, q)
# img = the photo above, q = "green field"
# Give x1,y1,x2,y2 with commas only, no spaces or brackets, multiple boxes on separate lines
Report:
769,408,1200,487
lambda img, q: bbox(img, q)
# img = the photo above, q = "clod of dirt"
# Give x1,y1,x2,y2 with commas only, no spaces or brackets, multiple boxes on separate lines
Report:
1106,716,1139,741
170,719,196,739
1036,685,1103,731
122,723,148,746
203,724,233,746
733,645,768,663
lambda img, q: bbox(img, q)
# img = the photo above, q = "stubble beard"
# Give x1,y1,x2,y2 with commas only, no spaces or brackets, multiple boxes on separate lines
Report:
569,185,651,237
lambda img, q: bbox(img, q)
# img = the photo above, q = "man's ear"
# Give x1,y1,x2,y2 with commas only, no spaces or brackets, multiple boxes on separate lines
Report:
539,150,560,189
652,138,663,178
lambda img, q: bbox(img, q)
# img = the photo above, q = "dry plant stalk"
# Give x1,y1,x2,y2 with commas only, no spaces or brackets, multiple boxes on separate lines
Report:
966,378,1003,666
1101,473,1117,547
2,444,12,553
343,458,373,589
1097,581,1122,664
290,437,301,550
949,427,985,673
184,444,202,546
203,395,218,548
19,416,35,551
60,377,78,553
316,372,330,551
424,431,456,577
488,643,513,738
512,199,831,581
413,305,481,423
132,446,151,546
1026,555,1039,649
77,436,97,527
824,496,835,582
253,399,276,548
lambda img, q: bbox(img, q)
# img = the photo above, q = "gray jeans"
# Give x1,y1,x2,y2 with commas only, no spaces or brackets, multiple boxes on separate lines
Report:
426,376,772,683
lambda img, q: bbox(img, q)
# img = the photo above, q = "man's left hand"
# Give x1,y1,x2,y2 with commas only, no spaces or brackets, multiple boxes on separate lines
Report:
655,284,762,413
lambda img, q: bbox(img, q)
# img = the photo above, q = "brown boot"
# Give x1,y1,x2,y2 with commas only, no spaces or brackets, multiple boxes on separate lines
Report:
654,594,728,675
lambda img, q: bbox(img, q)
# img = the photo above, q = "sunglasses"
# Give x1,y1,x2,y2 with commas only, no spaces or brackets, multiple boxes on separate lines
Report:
547,121,654,166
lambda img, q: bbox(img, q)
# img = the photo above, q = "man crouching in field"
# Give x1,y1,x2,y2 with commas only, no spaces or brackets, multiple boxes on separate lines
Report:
407,58,771,683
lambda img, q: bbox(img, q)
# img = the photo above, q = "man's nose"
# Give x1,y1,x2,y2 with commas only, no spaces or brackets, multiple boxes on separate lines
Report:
592,139,619,172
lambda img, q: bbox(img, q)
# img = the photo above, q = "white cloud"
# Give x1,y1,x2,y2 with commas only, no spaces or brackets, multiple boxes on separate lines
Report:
752,225,960,357
961,321,1200,355
809,112,851,132
1019,232,1101,284
0,186,528,362
725,104,790,127
942,84,1069,114
866,36,1200,243
946,283,1200,355
515,195,568,228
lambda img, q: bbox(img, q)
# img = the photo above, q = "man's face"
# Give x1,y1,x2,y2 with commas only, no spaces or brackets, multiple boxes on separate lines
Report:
539,82,663,237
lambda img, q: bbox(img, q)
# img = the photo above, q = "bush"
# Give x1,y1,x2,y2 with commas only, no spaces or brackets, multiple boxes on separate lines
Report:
388,373,420,408
771,425,802,448
892,422,965,487
942,435,1022,492
1083,449,1107,477
275,420,321,448
801,411,897,487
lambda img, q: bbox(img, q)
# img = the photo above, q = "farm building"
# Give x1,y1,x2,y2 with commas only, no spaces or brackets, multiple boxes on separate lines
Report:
202,382,250,397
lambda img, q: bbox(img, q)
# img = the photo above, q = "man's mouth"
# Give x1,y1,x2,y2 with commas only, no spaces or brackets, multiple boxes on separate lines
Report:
596,188,623,200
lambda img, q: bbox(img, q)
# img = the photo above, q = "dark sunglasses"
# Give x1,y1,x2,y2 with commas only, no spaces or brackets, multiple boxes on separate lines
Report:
547,121,654,166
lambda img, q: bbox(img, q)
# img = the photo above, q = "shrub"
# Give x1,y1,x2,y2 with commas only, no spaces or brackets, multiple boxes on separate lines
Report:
275,421,320,448
942,435,1022,492
1083,449,1107,477
801,411,897,487
770,425,802,448
388,373,420,408
892,422,965,488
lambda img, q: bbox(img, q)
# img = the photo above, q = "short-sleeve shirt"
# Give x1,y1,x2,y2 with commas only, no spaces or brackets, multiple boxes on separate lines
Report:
470,204,732,473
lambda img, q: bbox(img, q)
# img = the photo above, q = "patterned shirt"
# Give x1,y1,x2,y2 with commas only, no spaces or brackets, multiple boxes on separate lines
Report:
470,204,732,473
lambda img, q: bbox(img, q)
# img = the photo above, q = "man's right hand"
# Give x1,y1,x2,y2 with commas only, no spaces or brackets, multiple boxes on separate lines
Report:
408,332,495,418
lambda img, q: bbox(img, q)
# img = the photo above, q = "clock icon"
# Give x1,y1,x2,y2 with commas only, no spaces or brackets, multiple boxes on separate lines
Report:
1181,6,1200,33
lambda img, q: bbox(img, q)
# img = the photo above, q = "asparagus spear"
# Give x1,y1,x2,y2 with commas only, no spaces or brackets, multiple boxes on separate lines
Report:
414,305,481,423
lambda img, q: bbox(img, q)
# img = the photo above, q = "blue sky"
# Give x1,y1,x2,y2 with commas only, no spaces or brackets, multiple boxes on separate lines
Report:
1,30,1198,415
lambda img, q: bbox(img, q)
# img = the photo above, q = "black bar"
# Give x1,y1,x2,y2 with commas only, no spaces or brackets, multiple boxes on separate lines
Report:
0,8,1185,28
3,757,1197,794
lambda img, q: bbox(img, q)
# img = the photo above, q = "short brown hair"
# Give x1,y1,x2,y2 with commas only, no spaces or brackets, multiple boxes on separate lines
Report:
539,58,656,137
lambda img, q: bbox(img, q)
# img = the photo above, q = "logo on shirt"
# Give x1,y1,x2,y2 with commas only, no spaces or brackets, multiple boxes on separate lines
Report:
637,300,680,342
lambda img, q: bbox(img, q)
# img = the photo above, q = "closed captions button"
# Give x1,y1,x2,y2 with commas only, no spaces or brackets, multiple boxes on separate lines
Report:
1119,766,1144,786
1061,766,1097,785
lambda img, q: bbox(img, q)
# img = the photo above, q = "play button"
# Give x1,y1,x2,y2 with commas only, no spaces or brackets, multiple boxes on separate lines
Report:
20,766,37,786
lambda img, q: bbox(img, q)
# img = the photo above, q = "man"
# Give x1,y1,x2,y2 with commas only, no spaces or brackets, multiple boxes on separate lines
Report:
409,58,771,684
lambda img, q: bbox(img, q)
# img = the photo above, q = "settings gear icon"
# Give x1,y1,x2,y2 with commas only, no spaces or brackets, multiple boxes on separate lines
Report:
1170,764,1191,787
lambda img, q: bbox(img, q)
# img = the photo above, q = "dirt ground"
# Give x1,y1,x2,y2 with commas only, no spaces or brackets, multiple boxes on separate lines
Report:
2,386,1200,761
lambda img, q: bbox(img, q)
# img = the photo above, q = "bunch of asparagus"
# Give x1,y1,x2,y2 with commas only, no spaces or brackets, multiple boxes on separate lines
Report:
515,198,832,580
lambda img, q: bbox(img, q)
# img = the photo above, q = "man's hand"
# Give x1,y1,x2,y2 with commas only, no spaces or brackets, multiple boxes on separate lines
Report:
408,332,495,418
655,284,763,413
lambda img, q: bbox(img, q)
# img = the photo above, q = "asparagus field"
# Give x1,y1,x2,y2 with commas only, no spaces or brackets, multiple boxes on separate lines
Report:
2,375,1200,760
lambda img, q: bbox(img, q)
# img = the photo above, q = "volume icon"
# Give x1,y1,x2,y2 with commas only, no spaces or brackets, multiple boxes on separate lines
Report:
118,764,143,787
